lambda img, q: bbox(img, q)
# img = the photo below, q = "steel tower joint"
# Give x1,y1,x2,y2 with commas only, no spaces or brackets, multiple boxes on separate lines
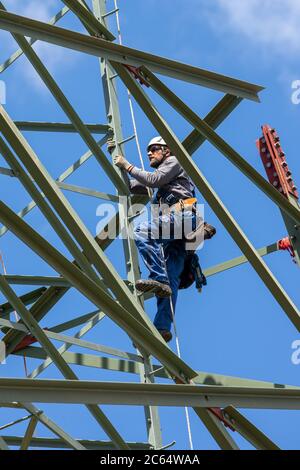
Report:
258,125,300,266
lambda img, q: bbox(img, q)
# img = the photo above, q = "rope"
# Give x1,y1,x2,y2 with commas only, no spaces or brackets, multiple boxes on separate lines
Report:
161,245,194,450
113,0,152,199
113,2,194,449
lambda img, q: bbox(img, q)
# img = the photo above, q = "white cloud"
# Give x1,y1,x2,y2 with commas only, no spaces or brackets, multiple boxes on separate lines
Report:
4,0,57,21
207,0,300,58
1,0,78,91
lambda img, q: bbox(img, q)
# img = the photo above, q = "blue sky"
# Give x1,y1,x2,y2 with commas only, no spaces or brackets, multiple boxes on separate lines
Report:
0,0,300,450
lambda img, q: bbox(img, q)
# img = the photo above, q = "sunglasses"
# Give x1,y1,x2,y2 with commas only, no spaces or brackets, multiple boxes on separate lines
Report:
148,145,163,153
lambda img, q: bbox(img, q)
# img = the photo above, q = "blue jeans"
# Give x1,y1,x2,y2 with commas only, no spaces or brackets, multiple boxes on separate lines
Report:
134,210,197,332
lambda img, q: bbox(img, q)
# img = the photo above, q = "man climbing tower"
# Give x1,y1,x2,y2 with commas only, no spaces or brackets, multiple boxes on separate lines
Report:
115,137,215,342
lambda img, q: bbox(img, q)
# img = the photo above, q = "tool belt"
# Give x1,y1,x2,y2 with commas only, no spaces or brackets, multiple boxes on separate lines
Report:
169,197,197,213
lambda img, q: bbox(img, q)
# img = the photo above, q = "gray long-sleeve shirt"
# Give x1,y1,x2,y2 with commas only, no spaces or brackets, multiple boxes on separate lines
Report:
129,155,195,203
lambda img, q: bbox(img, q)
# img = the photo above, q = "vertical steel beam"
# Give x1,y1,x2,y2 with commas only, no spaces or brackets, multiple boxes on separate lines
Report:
92,0,162,448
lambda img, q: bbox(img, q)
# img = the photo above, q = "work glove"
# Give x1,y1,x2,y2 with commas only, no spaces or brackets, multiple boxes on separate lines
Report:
114,155,132,171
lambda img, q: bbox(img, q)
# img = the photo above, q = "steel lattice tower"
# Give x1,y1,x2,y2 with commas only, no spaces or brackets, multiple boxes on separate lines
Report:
0,0,299,451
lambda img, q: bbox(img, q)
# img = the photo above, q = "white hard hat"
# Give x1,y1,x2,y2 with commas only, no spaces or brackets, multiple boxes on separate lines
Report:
147,136,167,150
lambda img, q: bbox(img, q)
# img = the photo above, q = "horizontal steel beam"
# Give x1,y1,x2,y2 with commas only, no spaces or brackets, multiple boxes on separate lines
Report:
14,346,300,391
2,436,150,450
204,242,279,278
3,275,70,287
49,310,102,333
0,10,264,101
0,166,14,177
1,378,300,409
57,182,119,202
13,347,149,373
0,317,143,363
14,121,110,134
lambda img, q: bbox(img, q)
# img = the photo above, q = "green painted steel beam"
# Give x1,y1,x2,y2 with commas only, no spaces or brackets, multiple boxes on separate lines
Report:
2,275,70,287
57,181,119,202
204,242,279,278
0,107,174,349
0,403,23,409
182,95,243,155
222,406,280,450
20,416,38,450
0,136,102,288
0,107,163,348
0,287,46,320
0,5,70,74
14,121,110,134
114,63,300,334
1,189,125,357
0,106,161,341
2,436,151,450
139,67,300,226
0,9,264,101
62,0,115,40
15,347,299,393
13,347,147,373
0,436,9,450
0,275,129,450
1,378,299,409
0,135,107,238
193,408,239,450
27,310,106,379
20,403,86,450
0,5,128,196
0,166,14,177
193,370,300,390
49,309,103,333
2,315,140,368
0,199,197,381
90,0,163,448
2,285,69,354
